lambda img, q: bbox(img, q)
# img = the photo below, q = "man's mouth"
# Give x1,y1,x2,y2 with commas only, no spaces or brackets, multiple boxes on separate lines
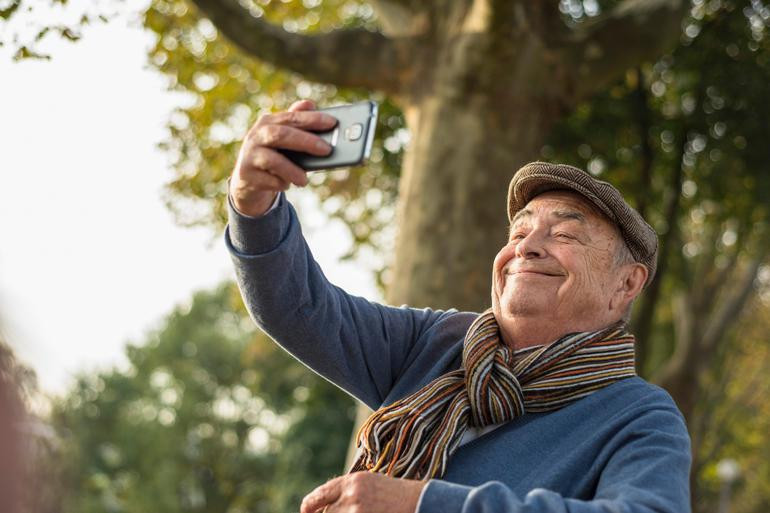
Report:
505,269,564,277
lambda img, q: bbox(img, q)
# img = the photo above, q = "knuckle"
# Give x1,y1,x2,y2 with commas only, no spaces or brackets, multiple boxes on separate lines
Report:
259,124,284,146
282,110,299,125
258,173,278,189
349,471,367,484
251,148,272,170
346,473,367,495
255,113,272,126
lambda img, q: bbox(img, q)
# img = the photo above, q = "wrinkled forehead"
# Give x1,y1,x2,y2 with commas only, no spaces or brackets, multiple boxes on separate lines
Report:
513,190,621,233
514,190,601,220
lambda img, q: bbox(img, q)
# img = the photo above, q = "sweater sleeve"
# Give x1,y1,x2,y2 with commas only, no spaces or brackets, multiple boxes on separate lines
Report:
416,405,692,513
224,192,449,410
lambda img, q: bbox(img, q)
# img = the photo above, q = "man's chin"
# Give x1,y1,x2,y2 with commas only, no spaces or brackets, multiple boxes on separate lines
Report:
499,296,551,318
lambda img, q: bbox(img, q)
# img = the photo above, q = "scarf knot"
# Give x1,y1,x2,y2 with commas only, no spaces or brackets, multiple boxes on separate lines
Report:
463,314,524,426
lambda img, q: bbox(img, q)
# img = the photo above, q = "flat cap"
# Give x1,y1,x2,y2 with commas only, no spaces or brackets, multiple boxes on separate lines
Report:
507,161,658,287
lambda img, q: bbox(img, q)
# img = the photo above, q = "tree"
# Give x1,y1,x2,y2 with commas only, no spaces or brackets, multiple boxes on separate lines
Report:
0,334,28,513
688,298,770,513
51,283,355,513
0,330,62,513
546,0,770,418
543,5,770,506
0,0,113,60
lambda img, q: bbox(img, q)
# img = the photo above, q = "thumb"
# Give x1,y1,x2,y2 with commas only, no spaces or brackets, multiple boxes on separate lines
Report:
300,477,342,513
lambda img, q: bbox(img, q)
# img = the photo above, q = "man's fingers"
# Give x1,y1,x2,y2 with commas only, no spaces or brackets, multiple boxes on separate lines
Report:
289,99,316,112
253,124,332,156
256,110,337,132
301,477,342,513
254,170,290,192
251,147,308,186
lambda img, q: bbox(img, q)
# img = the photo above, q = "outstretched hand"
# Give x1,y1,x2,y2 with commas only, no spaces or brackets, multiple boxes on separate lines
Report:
300,471,426,513
229,99,336,217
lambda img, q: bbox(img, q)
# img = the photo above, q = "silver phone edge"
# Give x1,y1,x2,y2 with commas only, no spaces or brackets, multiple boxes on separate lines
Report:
363,101,379,160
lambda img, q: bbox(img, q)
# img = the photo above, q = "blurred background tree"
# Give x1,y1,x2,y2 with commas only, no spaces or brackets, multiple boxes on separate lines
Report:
0,332,27,513
3,1,770,512
50,283,354,513
1,329,63,513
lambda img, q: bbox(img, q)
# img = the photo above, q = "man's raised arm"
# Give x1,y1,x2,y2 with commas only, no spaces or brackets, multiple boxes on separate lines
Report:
224,100,459,410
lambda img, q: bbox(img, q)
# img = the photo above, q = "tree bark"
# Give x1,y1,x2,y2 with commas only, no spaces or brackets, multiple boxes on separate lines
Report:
188,0,417,94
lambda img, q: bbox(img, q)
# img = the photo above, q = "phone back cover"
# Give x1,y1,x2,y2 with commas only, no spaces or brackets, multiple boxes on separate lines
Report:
282,101,377,171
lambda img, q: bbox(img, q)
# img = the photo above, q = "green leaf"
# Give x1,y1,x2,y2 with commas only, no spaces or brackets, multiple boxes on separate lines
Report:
12,45,51,61
59,26,81,41
0,0,21,20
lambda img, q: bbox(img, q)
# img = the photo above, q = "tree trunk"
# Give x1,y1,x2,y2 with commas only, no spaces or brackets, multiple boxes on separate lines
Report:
388,90,560,311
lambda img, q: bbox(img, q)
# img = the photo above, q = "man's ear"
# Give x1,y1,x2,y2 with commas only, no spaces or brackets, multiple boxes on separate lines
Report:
610,263,648,312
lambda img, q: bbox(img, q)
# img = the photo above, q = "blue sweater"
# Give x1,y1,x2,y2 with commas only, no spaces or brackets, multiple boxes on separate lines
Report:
225,193,692,513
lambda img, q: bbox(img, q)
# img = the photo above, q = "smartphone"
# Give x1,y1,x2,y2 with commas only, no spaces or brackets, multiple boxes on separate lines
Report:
280,100,378,171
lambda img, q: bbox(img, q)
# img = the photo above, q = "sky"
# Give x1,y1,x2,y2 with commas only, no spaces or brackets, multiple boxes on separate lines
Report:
0,1,378,397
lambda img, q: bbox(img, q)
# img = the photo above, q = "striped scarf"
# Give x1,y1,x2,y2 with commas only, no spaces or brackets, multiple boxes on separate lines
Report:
350,309,636,480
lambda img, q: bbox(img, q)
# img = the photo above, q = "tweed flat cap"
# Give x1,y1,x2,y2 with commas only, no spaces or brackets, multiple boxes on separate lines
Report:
507,161,658,287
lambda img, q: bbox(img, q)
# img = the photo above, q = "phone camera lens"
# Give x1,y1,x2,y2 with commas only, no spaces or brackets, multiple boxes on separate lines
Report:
344,123,364,141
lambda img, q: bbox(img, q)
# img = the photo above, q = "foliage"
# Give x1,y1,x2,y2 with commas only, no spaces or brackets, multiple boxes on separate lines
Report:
0,333,63,513
543,3,770,510
51,282,355,513
0,0,118,61
142,0,403,288
0,336,27,513
0,333,37,403
545,0,770,372
691,298,770,513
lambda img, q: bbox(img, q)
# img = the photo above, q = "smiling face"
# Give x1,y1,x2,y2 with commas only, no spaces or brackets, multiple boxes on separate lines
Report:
491,190,647,348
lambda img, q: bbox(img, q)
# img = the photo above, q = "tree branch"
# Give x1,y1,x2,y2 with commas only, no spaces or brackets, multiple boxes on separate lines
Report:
188,0,416,94
486,1,569,46
632,67,654,220
368,0,431,36
632,122,685,373
700,237,741,305
567,0,687,101
702,255,766,354
654,233,768,418
690,221,726,312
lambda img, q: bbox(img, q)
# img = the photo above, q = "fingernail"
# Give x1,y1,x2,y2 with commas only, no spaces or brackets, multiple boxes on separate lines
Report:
316,140,332,153
321,114,337,125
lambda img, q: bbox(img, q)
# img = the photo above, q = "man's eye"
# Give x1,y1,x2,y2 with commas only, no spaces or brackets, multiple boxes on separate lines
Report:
555,232,575,240
510,233,525,241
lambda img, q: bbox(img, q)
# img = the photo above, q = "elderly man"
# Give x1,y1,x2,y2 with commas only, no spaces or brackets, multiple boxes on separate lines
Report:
225,100,691,513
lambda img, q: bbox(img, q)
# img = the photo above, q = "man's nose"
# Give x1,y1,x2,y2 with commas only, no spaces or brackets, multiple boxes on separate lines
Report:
515,231,546,259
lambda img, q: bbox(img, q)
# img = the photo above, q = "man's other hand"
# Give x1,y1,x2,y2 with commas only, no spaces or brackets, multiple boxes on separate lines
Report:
229,99,336,217
300,471,426,513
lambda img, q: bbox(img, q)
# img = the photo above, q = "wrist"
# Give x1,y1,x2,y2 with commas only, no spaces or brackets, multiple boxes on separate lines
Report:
232,190,279,218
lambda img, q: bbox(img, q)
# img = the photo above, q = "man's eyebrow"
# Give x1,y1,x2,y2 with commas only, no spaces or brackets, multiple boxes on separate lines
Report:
511,208,532,225
552,209,586,222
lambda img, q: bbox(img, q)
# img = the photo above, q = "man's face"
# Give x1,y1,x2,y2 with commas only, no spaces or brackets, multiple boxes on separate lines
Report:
491,190,628,337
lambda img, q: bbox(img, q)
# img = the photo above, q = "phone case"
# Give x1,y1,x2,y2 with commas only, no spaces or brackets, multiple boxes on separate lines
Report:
280,100,378,171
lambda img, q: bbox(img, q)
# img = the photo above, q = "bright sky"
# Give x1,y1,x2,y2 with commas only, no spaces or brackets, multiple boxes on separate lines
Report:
0,2,377,397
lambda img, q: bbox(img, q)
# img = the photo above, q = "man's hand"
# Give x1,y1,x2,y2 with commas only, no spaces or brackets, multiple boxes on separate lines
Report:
229,99,337,217
300,471,427,513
